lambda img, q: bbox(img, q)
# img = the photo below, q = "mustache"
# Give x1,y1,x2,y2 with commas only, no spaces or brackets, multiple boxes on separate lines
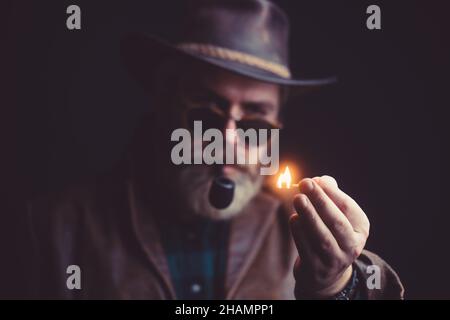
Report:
177,161,264,220
211,163,253,176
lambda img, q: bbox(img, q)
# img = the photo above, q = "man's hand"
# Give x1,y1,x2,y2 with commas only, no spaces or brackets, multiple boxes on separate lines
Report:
289,176,370,298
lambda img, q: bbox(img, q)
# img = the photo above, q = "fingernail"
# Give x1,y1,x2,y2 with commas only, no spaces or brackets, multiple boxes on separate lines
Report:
321,175,338,188
299,179,314,193
294,194,308,210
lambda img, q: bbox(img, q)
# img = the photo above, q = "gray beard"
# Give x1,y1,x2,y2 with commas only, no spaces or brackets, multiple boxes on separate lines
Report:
176,165,263,220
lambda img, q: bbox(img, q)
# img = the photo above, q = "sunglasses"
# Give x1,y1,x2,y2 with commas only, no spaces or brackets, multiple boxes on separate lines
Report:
181,95,282,135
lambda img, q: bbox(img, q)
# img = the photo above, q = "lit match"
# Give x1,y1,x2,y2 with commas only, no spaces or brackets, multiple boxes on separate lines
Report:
276,166,300,189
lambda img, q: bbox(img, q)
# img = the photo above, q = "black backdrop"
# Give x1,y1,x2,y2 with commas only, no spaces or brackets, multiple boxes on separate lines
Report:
1,0,449,299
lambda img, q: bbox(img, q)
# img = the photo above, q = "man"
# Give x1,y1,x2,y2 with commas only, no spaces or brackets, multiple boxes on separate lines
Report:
23,0,403,299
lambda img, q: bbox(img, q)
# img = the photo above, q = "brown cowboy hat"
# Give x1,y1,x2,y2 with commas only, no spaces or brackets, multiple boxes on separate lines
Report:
121,0,336,91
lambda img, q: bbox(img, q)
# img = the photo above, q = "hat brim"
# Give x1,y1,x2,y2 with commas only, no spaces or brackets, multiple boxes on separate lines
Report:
120,33,337,92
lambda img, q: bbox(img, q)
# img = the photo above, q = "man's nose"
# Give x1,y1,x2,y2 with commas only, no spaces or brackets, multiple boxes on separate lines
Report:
224,118,237,146
224,118,237,131
223,104,241,144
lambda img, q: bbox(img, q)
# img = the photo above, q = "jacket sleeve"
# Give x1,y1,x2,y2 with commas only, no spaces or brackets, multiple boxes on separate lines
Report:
353,250,404,299
293,249,404,300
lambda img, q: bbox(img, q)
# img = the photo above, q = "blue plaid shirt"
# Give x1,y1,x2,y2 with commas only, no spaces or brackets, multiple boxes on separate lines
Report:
157,216,230,300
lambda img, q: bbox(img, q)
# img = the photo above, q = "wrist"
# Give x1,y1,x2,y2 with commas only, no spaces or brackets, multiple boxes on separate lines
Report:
313,265,354,299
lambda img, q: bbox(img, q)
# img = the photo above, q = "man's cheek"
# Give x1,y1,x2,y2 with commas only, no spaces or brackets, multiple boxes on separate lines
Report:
242,145,263,177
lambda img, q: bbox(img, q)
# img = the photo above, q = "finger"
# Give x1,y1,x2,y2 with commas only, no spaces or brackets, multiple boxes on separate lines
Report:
292,193,342,264
315,176,370,237
289,214,314,260
290,214,328,286
298,179,357,251
290,213,325,267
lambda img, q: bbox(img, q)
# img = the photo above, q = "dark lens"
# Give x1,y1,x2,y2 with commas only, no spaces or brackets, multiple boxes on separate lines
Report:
233,119,277,147
186,108,226,131
237,119,277,131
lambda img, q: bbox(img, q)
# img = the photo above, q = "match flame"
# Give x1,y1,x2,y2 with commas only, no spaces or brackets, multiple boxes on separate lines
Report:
277,166,292,189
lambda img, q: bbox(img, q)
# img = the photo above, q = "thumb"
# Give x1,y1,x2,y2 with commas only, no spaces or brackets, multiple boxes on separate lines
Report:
316,175,338,189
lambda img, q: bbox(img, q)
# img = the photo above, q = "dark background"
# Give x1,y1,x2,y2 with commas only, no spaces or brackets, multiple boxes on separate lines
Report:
1,0,449,299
